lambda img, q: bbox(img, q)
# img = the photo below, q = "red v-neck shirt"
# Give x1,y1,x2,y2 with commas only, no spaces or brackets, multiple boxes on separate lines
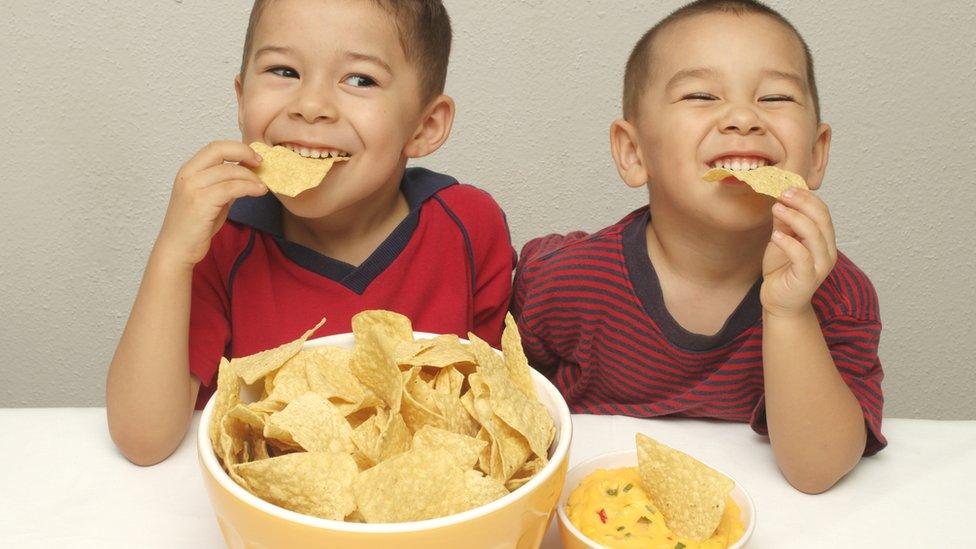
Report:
189,168,516,409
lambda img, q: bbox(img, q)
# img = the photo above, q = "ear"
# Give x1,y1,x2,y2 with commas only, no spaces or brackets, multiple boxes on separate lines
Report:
610,118,649,188
234,74,245,134
806,122,831,190
404,94,455,158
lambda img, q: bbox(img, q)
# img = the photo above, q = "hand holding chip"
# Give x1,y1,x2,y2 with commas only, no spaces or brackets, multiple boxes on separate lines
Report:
760,188,838,317
155,140,267,267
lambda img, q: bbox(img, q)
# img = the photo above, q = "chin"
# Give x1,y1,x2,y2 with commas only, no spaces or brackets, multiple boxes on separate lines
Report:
277,187,339,219
705,200,773,233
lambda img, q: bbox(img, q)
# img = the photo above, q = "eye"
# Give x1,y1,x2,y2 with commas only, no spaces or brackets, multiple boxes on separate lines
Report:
268,66,299,79
760,95,795,102
343,74,377,88
682,93,717,101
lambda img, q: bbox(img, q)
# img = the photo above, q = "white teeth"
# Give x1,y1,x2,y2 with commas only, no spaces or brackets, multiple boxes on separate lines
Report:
283,144,349,159
710,156,770,170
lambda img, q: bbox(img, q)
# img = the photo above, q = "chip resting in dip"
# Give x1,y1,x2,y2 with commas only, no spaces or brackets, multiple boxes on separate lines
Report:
208,310,556,523
566,434,743,548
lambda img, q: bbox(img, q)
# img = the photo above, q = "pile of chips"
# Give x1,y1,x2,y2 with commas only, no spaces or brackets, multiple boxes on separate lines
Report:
208,310,556,523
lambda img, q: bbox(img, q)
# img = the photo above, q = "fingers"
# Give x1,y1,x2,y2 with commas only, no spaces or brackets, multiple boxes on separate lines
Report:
190,163,264,189
772,199,836,279
181,140,263,176
200,179,269,206
780,188,837,261
770,229,815,281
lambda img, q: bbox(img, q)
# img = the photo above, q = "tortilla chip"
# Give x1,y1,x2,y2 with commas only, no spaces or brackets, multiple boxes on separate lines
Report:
249,142,349,197
354,448,469,523
636,433,735,541
703,165,808,199
349,311,413,411
264,392,353,454
413,425,487,470
264,351,310,404
209,357,240,459
501,313,539,400
234,318,326,385
469,333,554,462
234,452,358,520
463,470,510,508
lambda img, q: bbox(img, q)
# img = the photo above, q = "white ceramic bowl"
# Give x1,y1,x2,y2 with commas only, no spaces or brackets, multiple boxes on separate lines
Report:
557,449,756,548
197,332,573,549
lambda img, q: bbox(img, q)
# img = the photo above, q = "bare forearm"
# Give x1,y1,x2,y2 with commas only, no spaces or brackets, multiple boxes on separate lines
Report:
106,247,198,465
762,307,866,493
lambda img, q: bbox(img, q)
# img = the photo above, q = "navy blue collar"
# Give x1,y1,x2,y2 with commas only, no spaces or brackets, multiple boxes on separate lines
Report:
622,208,762,351
227,167,457,294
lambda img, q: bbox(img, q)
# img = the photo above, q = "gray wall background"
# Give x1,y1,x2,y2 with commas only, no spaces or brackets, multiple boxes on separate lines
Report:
1,1,974,418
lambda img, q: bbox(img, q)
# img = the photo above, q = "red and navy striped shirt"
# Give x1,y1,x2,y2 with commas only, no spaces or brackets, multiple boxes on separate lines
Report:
513,208,886,455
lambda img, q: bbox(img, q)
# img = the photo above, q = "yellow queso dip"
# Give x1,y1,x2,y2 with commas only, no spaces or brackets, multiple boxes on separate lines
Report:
566,467,744,549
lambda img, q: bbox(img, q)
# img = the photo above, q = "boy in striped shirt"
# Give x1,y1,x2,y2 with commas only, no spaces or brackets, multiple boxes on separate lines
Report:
513,0,884,493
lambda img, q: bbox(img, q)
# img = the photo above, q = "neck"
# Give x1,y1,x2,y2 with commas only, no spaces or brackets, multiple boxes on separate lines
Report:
646,204,769,291
282,175,409,266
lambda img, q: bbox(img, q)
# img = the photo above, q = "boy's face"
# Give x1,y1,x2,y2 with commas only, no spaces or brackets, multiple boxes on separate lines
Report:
621,12,830,232
235,0,427,218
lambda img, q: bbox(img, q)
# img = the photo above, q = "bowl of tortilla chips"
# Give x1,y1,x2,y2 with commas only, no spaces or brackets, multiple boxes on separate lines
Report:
557,434,755,549
197,310,572,548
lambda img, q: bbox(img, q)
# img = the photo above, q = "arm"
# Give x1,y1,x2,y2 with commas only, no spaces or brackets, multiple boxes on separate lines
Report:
106,141,265,465
467,191,517,348
762,307,866,493
510,236,565,375
106,249,200,465
760,188,866,493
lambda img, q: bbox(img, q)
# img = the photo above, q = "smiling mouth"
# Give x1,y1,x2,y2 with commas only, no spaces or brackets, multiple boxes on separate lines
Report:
279,143,352,160
707,156,774,171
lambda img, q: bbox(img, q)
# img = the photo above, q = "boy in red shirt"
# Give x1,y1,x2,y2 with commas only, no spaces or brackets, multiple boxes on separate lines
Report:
108,0,514,465
514,0,884,493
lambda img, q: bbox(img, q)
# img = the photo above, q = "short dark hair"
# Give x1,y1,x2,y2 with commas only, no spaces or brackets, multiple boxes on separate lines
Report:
240,0,452,104
623,0,820,121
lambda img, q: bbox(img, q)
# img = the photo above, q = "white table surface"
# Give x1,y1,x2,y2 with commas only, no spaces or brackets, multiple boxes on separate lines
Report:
1,409,972,548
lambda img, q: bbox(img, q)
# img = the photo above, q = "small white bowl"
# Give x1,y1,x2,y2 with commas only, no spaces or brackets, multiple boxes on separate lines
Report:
557,449,756,548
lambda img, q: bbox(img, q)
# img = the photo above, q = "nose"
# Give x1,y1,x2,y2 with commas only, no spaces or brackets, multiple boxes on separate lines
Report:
718,102,764,136
289,78,338,124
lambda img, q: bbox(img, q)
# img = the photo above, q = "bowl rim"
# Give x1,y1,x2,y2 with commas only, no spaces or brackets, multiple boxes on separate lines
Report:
555,448,757,549
198,331,573,533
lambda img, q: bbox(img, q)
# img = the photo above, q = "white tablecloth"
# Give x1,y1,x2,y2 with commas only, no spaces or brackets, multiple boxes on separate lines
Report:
0,409,972,548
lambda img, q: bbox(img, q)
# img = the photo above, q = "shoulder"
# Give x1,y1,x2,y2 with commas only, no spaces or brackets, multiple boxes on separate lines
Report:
813,251,881,322
429,182,507,224
426,181,512,247
198,221,258,274
518,211,637,273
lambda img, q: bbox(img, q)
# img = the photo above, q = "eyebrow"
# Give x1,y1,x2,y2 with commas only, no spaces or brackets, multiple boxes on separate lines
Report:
664,67,720,91
664,66,807,91
343,51,393,75
760,69,807,89
252,46,393,75
253,45,293,59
